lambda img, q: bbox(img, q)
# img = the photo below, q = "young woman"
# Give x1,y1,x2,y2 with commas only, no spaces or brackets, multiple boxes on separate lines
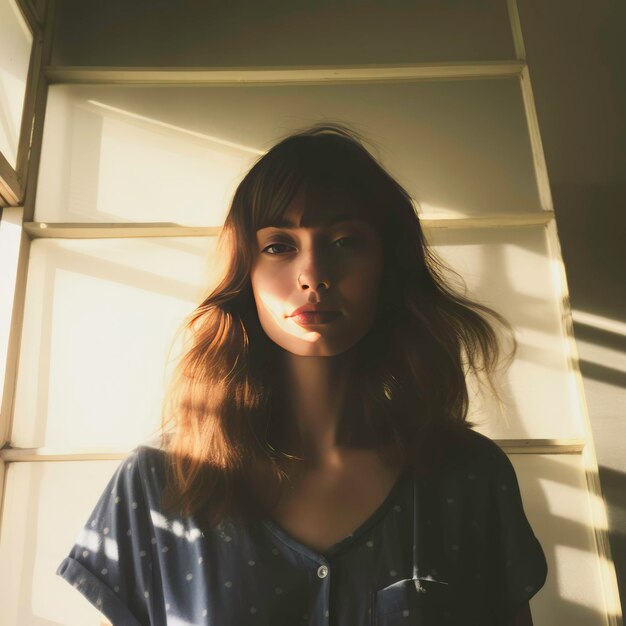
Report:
57,123,548,625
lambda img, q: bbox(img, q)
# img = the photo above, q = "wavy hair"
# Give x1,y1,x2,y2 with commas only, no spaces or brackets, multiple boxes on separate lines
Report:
157,122,517,529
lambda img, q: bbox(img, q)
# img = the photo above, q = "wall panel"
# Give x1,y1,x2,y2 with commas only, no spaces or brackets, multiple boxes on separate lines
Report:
51,0,515,68
36,79,540,226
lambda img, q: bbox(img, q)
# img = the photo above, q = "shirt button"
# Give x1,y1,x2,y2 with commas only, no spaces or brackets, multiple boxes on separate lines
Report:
317,565,329,579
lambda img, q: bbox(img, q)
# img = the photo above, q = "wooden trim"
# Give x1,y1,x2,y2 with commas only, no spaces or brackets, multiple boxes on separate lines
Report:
23,222,223,239
15,0,43,37
22,212,554,240
43,61,526,86
544,220,623,623
0,153,22,207
0,208,25,448
498,438,585,454
0,438,586,462
15,12,44,193
583,444,624,623
519,67,553,212
0,220,30,541
0,0,53,450
0,447,137,462
506,0,526,61
418,212,553,229
0,219,30,448
0,459,5,548
509,9,622,617
0,0,53,540
21,0,55,223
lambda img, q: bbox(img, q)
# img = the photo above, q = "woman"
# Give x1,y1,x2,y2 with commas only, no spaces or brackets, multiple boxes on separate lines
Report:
57,123,547,625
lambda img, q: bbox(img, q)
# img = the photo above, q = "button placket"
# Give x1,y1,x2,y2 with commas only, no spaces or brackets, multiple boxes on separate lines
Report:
315,561,331,622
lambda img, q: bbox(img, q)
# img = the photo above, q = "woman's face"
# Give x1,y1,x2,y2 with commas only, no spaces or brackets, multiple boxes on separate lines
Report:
250,187,384,357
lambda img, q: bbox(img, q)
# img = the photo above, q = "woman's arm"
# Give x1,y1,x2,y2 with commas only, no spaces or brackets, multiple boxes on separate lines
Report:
100,618,113,626
509,602,533,626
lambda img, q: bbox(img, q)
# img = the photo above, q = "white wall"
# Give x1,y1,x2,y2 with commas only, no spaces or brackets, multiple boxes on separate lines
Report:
518,0,626,609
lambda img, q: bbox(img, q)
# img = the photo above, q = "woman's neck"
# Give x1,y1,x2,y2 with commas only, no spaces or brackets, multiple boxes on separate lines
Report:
277,350,354,466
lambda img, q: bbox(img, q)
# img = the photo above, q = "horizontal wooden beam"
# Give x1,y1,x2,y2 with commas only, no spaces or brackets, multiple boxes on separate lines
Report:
23,221,222,239
498,438,585,454
0,438,585,462
43,61,526,86
23,212,553,239
1,447,134,462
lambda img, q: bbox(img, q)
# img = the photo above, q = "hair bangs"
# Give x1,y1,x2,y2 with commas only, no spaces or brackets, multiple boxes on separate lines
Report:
247,133,387,238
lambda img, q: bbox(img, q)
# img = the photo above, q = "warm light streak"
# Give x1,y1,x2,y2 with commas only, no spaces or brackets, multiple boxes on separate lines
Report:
86,100,264,155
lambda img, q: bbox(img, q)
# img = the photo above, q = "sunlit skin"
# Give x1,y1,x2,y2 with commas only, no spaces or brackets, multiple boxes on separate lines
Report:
249,185,385,464
250,190,384,358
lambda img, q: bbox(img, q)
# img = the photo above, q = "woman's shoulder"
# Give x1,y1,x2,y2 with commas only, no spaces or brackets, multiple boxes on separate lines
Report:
111,442,172,508
131,443,171,484
434,424,512,479
134,442,169,465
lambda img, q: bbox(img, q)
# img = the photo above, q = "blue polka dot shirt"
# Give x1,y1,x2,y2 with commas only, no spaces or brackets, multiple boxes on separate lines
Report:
56,428,547,625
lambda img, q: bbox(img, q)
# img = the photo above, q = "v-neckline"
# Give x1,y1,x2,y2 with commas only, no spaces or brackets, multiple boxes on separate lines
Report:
260,466,411,561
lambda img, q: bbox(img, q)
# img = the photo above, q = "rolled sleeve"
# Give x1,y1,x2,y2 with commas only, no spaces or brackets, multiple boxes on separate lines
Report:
486,447,548,625
56,448,155,625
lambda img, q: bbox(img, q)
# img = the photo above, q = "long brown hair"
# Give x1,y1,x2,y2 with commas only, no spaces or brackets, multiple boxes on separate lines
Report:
157,122,517,529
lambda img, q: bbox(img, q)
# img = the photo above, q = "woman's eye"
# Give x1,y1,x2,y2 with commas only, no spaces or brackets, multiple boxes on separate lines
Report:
333,237,357,248
261,237,357,255
262,243,294,255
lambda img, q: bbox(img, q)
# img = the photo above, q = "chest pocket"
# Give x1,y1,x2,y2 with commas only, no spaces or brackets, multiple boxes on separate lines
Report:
372,578,454,626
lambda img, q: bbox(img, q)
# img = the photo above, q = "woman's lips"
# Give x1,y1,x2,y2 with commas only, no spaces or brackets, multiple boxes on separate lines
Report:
290,311,341,327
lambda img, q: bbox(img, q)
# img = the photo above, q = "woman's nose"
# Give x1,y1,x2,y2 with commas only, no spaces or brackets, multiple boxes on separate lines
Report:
297,252,331,292
297,273,330,291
